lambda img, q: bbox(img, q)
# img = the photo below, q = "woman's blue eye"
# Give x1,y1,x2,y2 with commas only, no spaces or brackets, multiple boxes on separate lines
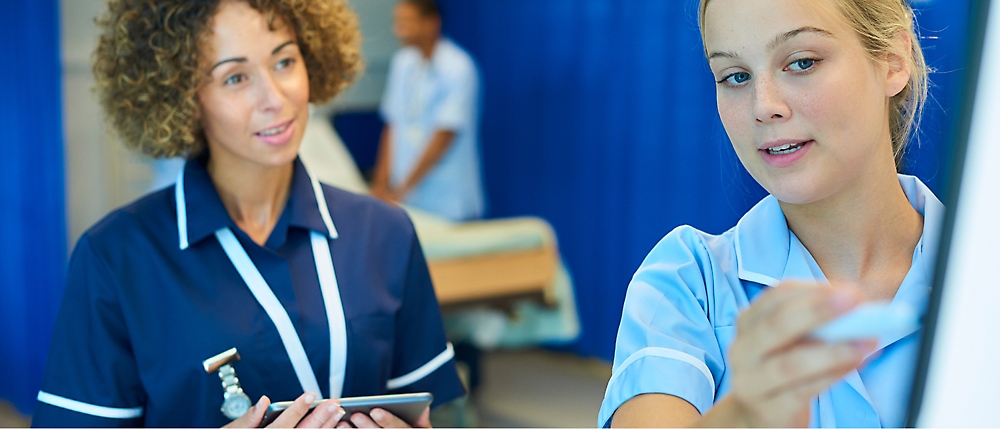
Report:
789,58,816,71
276,58,293,70
723,72,751,85
224,74,245,85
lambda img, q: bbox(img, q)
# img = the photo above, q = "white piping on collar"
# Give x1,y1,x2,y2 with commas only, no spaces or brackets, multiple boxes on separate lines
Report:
307,168,338,239
176,166,189,250
733,222,780,287
175,163,338,250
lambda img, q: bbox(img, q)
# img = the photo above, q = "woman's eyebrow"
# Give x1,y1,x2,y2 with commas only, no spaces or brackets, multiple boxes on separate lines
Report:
209,41,296,71
766,26,833,51
272,41,296,54
707,26,833,61
211,57,246,71
708,51,738,61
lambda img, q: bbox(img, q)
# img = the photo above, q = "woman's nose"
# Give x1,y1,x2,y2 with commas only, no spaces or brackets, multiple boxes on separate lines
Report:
255,71,286,113
753,76,791,123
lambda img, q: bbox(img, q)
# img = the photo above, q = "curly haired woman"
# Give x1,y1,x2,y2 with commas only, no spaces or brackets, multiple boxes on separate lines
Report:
33,1,463,427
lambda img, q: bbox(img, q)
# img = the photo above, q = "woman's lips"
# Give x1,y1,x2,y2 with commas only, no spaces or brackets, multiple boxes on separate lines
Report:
759,140,813,167
254,119,295,146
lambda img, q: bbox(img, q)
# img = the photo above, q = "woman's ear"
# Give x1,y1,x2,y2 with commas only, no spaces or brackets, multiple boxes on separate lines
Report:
885,31,913,98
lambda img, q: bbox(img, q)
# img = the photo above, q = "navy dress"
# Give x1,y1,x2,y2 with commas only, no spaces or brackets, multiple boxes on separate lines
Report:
33,157,465,427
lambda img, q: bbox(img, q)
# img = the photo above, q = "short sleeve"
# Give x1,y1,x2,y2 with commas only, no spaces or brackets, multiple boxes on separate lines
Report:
32,235,146,428
385,227,465,407
597,227,726,428
432,60,478,131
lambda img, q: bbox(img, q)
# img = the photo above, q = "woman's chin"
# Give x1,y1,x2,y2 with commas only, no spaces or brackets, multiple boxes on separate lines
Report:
759,175,835,206
253,140,302,168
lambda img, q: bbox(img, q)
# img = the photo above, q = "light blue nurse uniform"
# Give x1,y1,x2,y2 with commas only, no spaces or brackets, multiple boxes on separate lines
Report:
598,175,943,428
380,38,485,222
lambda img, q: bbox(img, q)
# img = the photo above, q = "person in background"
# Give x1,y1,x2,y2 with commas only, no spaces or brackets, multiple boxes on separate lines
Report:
601,0,939,427
33,0,464,427
372,0,485,222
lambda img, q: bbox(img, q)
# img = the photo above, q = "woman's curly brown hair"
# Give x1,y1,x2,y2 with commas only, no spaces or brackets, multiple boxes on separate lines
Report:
93,0,363,158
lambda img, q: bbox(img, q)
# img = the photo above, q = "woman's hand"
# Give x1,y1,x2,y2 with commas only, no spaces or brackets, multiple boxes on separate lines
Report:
337,406,431,428
707,282,877,427
224,393,346,428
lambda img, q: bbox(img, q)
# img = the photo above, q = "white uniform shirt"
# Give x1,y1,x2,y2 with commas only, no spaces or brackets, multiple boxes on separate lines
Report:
380,38,485,221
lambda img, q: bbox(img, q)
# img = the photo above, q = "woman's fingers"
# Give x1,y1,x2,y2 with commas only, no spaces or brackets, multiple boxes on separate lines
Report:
735,286,859,362
349,412,381,428
369,408,415,428
756,340,875,398
295,400,345,428
270,393,316,428
736,282,819,329
349,408,421,428
321,405,347,429
722,282,873,427
223,396,269,428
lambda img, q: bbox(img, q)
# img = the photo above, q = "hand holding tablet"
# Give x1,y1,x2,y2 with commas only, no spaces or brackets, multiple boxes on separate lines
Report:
259,392,433,428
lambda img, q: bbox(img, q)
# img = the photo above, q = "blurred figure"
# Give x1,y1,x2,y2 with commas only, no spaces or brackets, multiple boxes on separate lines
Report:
373,0,485,221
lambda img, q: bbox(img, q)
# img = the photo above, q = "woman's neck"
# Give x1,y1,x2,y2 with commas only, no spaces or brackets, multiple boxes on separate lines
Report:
207,155,293,246
780,147,924,302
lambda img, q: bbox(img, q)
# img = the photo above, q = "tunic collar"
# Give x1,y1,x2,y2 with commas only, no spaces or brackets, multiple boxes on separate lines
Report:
733,174,944,288
175,157,338,250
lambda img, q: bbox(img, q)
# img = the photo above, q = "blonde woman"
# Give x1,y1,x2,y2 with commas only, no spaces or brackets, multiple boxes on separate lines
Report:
600,0,939,427
34,1,462,427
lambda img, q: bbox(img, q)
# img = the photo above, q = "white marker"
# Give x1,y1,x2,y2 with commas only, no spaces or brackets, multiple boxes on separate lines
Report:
811,302,920,342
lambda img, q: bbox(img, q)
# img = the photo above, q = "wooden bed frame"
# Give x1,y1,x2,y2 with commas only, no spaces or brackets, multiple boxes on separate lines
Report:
427,244,559,308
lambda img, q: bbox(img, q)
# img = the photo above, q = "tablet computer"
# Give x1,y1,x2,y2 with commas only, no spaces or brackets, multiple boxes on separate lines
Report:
259,392,433,427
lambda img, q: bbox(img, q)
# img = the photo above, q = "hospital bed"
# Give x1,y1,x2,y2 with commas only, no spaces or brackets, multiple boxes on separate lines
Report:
298,114,578,347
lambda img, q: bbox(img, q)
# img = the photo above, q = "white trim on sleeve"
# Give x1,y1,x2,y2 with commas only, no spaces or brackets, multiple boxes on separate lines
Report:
37,391,143,419
386,343,455,390
607,346,716,394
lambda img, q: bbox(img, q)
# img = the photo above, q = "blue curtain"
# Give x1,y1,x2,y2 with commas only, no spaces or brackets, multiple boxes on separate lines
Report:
0,0,66,415
437,0,973,360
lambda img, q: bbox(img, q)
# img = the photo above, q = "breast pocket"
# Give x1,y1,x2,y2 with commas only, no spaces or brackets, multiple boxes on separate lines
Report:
346,314,395,395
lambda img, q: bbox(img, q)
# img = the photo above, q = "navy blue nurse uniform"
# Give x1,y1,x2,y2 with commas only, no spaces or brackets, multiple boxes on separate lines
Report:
32,157,465,427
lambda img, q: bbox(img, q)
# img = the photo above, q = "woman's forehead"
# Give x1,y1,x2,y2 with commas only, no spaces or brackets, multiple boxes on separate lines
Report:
703,0,847,55
203,1,295,61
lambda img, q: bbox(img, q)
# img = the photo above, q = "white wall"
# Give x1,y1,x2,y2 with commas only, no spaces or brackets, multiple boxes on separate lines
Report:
61,0,152,249
60,0,398,247
332,0,398,111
